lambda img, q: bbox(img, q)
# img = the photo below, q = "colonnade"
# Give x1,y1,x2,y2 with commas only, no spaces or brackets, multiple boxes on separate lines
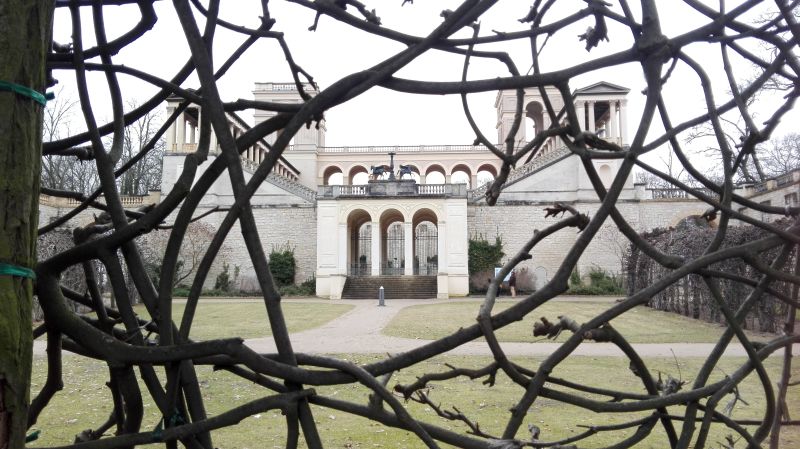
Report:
578,99,628,145
343,217,445,277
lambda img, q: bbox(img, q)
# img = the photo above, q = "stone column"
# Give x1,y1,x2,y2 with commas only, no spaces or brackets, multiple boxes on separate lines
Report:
608,101,618,143
188,115,196,144
175,112,186,152
587,101,596,132
371,221,381,276
470,174,478,189
437,221,447,276
165,106,176,152
445,174,452,184
619,100,628,145
338,223,348,275
419,173,426,184
403,222,413,276
196,107,202,144
579,101,587,130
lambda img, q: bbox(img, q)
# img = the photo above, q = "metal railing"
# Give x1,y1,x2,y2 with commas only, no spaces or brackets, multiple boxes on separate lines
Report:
648,187,716,200
318,144,485,154
349,263,371,276
317,183,467,199
381,264,404,276
413,263,438,276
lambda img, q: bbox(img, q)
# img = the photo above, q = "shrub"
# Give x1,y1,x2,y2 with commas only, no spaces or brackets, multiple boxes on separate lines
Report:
568,267,624,295
279,277,315,297
214,262,231,291
269,244,296,287
468,235,504,274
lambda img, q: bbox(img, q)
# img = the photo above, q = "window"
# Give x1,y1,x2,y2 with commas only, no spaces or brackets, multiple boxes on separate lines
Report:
760,200,772,222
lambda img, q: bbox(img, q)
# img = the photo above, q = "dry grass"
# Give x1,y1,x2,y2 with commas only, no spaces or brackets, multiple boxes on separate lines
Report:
132,301,354,341
29,354,798,448
382,300,773,344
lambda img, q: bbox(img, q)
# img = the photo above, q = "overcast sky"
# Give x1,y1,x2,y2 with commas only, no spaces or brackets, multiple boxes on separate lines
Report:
50,1,797,172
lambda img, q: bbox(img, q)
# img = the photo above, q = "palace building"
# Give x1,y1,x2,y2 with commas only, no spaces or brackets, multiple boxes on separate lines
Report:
40,82,800,299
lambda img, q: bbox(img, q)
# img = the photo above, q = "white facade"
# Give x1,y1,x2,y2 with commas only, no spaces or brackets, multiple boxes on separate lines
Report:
41,82,797,299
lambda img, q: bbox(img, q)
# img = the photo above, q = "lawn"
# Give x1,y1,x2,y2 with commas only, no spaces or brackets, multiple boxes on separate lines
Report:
29,354,798,448
382,300,773,344
132,301,354,341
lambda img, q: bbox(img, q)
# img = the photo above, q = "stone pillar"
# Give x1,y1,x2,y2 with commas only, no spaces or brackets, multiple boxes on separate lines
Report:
196,107,202,144
587,101,596,132
608,101,618,143
175,112,186,152
165,106,176,152
419,173,426,184
371,221,381,276
338,223,348,275
437,221,447,276
470,174,478,189
445,174,452,184
579,101,587,130
188,112,196,144
403,222,413,276
619,100,628,145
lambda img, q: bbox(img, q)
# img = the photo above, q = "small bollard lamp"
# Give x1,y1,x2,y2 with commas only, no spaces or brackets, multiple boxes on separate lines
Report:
378,286,385,306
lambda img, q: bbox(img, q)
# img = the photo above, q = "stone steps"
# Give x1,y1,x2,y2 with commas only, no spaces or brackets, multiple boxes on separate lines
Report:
342,275,437,299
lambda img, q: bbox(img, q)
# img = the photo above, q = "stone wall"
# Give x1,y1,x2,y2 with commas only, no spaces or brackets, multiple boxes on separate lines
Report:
38,200,317,293
189,204,317,291
467,198,708,289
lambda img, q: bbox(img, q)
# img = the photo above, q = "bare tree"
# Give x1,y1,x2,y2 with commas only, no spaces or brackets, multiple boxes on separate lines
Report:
759,132,800,178
41,88,100,194
5,2,798,449
116,103,164,196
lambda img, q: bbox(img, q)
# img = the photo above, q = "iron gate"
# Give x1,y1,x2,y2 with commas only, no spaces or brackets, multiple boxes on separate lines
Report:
414,221,438,275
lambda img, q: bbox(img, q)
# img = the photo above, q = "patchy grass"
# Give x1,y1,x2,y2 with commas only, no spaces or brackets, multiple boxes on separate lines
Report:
29,354,798,448
133,301,354,341
382,300,773,344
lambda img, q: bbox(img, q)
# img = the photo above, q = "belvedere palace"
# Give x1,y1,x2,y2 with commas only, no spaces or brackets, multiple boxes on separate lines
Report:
40,82,800,299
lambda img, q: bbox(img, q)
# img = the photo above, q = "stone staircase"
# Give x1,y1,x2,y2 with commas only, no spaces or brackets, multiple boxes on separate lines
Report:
468,146,572,202
341,276,437,299
240,156,317,203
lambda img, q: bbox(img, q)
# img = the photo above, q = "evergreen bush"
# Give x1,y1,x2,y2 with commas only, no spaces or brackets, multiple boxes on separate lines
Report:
269,244,296,287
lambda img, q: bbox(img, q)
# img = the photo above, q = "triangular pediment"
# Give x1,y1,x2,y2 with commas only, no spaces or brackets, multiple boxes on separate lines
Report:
574,81,630,96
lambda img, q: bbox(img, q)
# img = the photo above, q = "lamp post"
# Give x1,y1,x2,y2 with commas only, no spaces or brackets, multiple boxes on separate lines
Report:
388,151,396,180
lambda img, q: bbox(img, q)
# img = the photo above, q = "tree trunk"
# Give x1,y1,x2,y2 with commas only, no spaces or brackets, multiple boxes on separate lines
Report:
0,2,53,448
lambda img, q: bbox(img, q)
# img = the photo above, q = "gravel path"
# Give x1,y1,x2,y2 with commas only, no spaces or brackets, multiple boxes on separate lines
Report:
245,298,798,358
34,296,798,358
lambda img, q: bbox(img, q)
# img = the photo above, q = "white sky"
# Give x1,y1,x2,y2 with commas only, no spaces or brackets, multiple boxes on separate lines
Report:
50,1,798,173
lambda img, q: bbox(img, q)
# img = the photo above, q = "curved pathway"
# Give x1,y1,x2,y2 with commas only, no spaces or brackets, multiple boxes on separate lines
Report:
34,296,798,358
245,297,799,358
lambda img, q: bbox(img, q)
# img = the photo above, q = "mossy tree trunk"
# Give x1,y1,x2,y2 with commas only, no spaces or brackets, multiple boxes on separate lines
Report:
0,2,53,449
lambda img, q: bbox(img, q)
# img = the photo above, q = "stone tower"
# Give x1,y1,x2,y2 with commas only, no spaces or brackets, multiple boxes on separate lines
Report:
252,82,326,189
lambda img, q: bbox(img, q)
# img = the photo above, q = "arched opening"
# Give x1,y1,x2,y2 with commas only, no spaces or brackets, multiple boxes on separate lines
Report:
526,101,544,141
413,209,438,276
476,163,498,188
380,209,405,276
425,165,446,184
349,166,369,185
323,166,344,185
598,163,613,188
347,209,372,276
451,164,472,188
